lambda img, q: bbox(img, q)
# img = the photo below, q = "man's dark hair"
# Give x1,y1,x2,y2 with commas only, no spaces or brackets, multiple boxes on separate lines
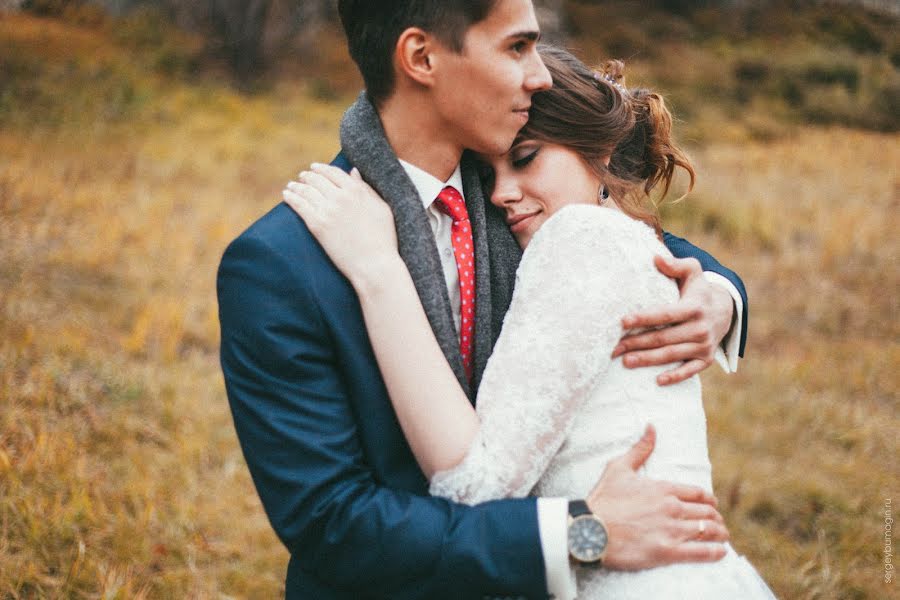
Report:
338,0,500,107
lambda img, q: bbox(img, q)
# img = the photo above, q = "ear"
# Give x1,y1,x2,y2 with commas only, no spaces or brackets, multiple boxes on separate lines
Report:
395,27,441,88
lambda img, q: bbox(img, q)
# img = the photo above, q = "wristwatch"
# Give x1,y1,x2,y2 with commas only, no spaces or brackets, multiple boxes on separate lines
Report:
567,500,609,564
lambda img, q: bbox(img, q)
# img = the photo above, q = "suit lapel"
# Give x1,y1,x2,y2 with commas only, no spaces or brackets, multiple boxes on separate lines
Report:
483,195,522,343
339,94,470,396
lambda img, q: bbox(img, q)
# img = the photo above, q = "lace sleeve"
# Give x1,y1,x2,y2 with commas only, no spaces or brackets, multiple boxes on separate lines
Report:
430,205,669,504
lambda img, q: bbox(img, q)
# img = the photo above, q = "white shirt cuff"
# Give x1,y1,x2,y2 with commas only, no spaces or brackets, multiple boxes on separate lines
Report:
703,271,743,373
537,497,577,600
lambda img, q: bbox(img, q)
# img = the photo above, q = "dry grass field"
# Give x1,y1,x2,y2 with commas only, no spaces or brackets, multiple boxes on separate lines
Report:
1,7,897,599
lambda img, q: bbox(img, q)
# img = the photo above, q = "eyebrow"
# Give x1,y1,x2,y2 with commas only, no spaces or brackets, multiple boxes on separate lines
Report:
505,30,541,43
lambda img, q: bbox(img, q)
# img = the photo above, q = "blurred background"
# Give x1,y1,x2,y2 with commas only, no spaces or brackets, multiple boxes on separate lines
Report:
0,0,897,597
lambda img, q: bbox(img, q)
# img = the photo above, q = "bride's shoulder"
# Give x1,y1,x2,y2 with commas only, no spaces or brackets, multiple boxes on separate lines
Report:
513,204,675,302
525,204,660,257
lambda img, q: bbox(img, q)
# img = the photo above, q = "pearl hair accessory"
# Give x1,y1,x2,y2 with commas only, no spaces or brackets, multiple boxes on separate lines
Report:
593,70,625,92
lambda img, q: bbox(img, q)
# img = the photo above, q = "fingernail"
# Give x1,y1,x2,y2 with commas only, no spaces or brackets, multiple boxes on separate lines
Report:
310,162,324,169
611,344,624,357
624,355,637,367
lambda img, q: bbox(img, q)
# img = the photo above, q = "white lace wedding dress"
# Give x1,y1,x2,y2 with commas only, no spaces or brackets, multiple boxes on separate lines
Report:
430,205,776,599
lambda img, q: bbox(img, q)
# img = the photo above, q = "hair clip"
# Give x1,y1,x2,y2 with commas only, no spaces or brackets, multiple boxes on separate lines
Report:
593,71,625,92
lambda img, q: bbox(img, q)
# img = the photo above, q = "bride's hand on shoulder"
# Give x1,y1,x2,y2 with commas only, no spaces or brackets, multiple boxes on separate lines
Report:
283,163,400,286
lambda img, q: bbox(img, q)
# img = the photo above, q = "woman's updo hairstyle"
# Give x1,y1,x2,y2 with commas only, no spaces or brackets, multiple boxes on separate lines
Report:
519,46,696,236
606,62,696,200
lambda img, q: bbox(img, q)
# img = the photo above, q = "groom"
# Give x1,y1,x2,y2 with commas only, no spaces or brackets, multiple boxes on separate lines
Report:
218,1,748,598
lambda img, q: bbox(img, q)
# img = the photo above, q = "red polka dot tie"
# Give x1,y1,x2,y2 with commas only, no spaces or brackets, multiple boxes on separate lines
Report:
435,186,475,382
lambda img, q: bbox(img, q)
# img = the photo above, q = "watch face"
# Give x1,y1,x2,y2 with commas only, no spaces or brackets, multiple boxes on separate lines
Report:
568,515,608,563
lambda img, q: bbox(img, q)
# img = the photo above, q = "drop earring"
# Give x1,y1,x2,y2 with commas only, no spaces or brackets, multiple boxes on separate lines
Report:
598,185,609,204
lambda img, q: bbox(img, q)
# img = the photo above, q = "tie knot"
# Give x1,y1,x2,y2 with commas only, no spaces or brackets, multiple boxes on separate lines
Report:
435,186,469,223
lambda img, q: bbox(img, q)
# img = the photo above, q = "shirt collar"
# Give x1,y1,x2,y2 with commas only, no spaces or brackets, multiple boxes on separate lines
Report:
398,159,465,210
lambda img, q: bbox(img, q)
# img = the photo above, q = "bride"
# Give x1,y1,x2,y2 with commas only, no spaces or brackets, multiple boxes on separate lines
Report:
284,45,776,599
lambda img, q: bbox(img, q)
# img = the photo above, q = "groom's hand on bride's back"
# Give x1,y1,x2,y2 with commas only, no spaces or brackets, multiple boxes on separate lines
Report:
612,256,735,385
587,424,729,570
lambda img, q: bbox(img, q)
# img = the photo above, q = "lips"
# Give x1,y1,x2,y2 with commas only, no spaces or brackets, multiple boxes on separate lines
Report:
506,211,540,231
513,106,530,122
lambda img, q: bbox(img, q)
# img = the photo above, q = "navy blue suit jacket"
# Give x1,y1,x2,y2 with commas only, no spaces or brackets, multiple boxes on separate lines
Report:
217,151,748,599
217,193,545,598
662,231,748,356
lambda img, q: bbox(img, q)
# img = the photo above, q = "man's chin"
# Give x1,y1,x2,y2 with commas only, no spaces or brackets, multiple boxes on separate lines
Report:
464,127,521,157
488,135,519,156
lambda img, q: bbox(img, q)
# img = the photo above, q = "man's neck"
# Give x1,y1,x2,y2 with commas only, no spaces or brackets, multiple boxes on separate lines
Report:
379,93,463,183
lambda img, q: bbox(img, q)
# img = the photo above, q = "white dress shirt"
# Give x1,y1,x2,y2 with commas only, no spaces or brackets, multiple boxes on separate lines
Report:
398,159,742,600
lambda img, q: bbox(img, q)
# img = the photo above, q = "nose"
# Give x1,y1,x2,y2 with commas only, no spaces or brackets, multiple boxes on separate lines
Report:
489,172,522,208
524,47,552,93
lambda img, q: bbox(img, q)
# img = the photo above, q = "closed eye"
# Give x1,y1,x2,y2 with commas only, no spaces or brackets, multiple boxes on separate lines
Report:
512,147,539,169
